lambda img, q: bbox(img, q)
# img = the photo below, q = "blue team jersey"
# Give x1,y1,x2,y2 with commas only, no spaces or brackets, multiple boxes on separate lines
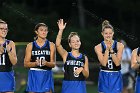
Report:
0,40,13,72
62,52,87,93
26,40,54,92
98,40,123,93
31,40,52,70
100,40,121,71
0,40,15,92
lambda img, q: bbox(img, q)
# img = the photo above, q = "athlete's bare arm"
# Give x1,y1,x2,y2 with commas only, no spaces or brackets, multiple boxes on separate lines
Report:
7,41,17,65
74,56,89,78
56,19,68,62
111,42,124,66
131,48,140,70
24,42,39,68
94,44,109,66
82,56,89,78
42,42,56,68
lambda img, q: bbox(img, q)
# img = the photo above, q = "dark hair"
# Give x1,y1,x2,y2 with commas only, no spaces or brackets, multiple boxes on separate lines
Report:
102,20,113,31
68,32,80,43
0,19,7,24
34,23,48,31
34,23,48,40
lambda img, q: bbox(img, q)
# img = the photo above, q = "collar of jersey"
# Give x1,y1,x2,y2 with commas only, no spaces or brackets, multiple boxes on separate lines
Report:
69,52,82,59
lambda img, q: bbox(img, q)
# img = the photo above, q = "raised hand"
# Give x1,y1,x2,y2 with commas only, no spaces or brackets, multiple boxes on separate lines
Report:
57,19,67,30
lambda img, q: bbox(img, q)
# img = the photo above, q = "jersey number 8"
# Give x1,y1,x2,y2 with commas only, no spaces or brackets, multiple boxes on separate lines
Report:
74,67,79,77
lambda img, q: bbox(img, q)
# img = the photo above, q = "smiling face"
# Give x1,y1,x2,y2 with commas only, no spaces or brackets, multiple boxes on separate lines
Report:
102,28,114,41
69,35,81,50
0,23,8,38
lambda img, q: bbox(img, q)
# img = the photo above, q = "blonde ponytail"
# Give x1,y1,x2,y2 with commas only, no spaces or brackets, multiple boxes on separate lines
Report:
102,20,113,31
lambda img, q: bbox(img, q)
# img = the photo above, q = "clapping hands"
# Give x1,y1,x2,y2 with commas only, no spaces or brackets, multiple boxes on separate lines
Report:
106,40,113,51
35,59,47,67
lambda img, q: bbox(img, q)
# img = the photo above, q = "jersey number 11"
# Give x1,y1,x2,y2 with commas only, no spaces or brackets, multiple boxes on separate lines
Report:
0,54,5,65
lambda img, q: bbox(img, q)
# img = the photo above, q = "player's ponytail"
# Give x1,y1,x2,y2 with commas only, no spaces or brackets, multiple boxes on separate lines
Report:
102,20,113,32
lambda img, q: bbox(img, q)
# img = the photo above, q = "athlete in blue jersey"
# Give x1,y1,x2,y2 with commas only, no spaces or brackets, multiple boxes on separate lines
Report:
131,47,140,93
94,20,124,93
0,19,17,93
24,23,56,93
56,19,89,93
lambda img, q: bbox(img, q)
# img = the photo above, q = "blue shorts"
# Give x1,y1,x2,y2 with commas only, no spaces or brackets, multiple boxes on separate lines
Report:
135,76,140,93
26,69,54,92
98,70,123,93
0,71,15,92
62,80,86,93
